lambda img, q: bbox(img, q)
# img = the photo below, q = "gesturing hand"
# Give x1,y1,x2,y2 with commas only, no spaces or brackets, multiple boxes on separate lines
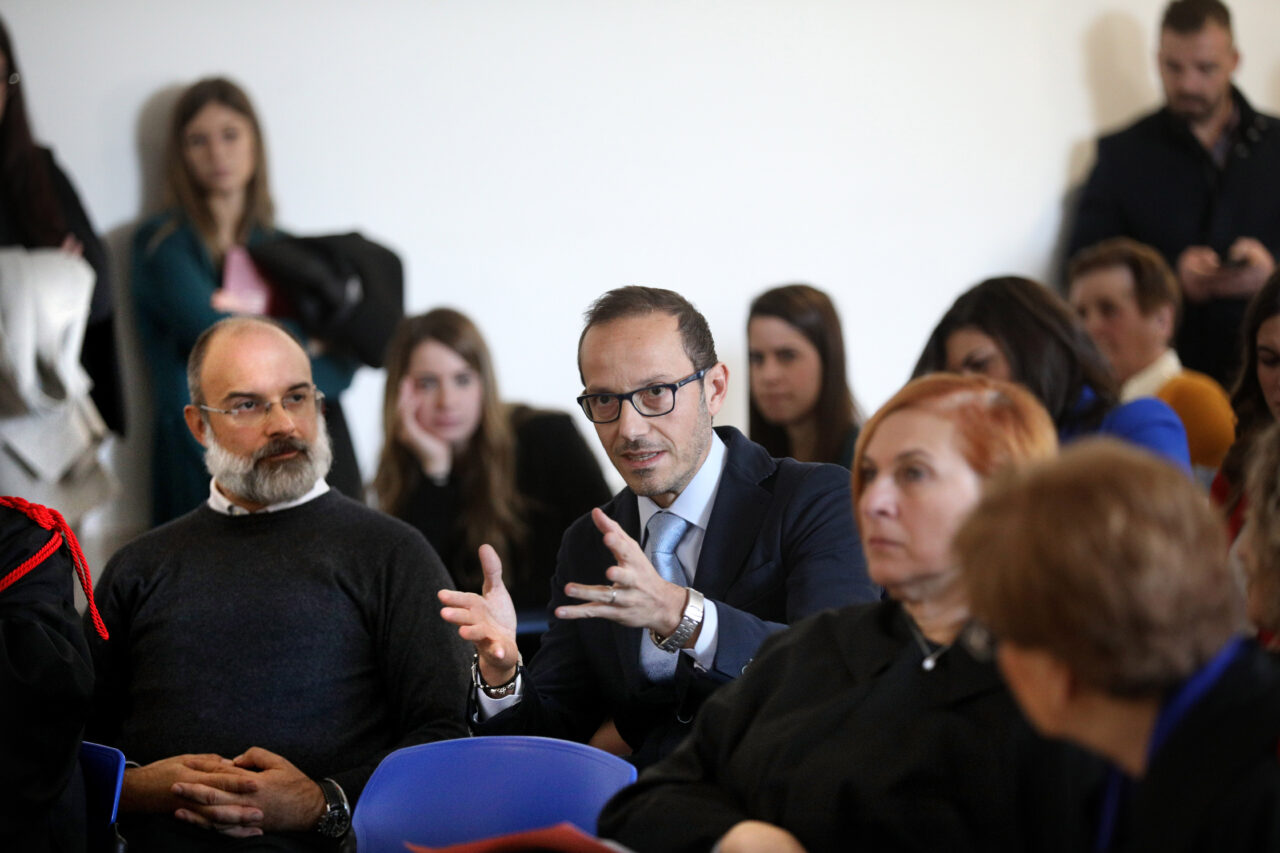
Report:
555,508,689,639
396,375,452,480
439,544,520,684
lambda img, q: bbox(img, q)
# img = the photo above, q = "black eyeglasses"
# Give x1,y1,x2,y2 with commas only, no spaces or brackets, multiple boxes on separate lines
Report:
576,368,707,424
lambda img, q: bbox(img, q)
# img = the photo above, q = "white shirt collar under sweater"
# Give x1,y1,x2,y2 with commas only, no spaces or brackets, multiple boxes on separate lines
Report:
1121,348,1182,402
206,478,330,516
636,430,728,580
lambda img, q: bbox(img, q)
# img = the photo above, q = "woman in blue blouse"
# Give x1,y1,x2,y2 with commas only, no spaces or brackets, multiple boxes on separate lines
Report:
913,276,1190,471
133,77,360,525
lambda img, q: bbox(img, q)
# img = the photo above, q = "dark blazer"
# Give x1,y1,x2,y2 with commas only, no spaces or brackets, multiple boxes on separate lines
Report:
1111,641,1280,852
599,601,1099,853
474,425,876,767
1067,87,1280,385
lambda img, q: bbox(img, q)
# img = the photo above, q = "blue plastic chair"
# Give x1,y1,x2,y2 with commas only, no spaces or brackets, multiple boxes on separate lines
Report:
352,735,637,852
79,740,126,852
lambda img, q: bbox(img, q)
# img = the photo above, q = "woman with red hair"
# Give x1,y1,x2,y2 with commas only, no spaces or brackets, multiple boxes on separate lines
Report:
600,374,1094,853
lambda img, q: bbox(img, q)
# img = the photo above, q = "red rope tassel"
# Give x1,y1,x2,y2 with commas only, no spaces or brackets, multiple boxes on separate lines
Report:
0,496,109,640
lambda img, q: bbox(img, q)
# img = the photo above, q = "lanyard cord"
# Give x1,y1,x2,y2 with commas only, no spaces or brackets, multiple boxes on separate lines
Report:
0,496,108,640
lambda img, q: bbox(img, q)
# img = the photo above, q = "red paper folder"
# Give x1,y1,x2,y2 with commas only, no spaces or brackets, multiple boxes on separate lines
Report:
403,821,630,853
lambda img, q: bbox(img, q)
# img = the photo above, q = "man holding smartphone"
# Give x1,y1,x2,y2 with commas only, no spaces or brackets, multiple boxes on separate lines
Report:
1066,0,1280,387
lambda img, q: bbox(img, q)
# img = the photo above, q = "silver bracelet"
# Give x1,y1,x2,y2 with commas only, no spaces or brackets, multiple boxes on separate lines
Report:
650,588,705,653
472,651,524,698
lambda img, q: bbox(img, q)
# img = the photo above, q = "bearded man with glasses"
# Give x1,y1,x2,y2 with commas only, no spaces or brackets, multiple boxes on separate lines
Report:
440,286,876,768
84,317,469,852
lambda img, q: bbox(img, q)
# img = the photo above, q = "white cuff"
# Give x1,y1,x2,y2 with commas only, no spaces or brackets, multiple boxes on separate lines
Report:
474,672,524,721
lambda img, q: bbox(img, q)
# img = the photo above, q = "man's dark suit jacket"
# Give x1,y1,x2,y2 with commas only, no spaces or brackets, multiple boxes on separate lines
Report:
474,425,876,767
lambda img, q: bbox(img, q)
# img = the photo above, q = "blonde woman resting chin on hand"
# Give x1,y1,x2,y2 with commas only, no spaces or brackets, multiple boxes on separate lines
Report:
374,309,611,633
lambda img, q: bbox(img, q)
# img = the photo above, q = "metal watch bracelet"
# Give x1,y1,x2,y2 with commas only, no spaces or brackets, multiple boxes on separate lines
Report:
650,587,705,653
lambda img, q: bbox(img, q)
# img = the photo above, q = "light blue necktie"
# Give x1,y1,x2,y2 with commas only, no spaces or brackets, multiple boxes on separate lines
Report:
641,511,691,682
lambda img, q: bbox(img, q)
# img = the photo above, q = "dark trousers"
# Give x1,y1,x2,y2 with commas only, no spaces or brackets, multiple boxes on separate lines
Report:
120,815,345,853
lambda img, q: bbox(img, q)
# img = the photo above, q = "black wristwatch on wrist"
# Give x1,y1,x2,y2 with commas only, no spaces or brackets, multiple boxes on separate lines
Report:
313,777,351,838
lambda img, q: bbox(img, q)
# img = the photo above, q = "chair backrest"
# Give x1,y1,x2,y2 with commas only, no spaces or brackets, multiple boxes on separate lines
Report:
352,736,637,852
79,740,126,852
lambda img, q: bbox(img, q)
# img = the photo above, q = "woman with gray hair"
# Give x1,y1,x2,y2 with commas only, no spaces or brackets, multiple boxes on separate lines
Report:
959,439,1280,852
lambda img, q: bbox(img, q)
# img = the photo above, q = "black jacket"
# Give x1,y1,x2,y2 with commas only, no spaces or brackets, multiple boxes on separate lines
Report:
1111,641,1280,852
1067,88,1280,386
599,601,1099,852
0,505,94,853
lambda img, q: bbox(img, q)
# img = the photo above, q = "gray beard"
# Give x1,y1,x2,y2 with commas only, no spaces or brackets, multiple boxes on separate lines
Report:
204,414,334,507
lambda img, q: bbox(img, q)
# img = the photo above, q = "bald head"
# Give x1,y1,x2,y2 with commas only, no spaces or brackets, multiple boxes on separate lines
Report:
182,317,326,510
187,317,306,406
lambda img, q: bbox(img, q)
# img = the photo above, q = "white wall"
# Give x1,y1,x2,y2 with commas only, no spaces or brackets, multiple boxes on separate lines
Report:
6,0,1280,553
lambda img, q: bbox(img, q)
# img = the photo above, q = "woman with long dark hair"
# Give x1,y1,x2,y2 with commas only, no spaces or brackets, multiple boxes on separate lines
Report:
133,77,361,525
1240,422,1280,649
914,276,1190,469
0,15,122,431
374,309,611,634
747,284,863,467
1211,271,1280,536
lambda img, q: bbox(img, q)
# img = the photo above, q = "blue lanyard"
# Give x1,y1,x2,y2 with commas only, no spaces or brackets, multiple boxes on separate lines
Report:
1093,637,1247,852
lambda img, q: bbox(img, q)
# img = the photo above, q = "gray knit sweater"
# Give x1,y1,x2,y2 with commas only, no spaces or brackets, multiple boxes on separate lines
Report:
85,491,470,806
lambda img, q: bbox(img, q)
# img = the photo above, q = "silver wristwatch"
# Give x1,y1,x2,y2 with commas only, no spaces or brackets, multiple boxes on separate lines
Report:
650,587,705,652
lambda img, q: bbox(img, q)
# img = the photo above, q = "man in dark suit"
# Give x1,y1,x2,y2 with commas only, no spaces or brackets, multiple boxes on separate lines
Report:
439,286,875,767
1066,0,1280,387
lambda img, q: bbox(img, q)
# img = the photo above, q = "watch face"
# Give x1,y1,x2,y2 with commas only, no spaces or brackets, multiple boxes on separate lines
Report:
316,806,351,838
315,781,351,837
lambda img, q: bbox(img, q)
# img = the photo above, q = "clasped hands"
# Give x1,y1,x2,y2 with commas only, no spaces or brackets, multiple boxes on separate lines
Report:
1179,238,1276,302
122,747,325,837
439,508,691,685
